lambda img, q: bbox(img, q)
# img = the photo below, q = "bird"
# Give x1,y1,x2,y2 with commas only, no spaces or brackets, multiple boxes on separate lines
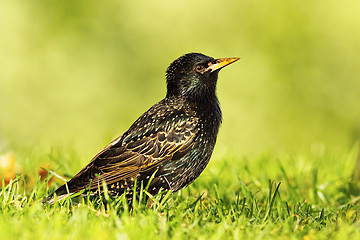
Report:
43,53,239,204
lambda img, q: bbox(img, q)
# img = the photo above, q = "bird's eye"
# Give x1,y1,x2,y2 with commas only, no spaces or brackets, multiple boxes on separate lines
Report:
195,65,204,72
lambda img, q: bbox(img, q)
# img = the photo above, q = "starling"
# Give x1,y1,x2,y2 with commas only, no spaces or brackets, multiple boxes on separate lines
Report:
44,53,239,204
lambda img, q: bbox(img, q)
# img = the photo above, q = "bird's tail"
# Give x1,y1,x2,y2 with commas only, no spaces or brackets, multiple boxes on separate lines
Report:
41,184,73,205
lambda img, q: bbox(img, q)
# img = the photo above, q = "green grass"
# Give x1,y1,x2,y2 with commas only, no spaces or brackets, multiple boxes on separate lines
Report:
1,146,360,240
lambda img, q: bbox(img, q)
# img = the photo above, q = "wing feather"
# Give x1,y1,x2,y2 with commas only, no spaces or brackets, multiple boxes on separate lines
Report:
65,117,198,193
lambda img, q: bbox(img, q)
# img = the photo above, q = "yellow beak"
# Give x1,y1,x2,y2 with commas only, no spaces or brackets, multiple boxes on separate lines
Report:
207,57,240,72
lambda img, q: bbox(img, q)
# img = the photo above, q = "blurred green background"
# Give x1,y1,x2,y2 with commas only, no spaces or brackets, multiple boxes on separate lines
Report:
1,0,360,162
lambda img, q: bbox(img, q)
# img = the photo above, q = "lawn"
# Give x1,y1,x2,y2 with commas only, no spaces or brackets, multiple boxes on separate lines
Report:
1,146,359,239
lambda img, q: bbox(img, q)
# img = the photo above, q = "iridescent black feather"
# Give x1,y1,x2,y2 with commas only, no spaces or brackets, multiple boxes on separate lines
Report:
44,53,238,204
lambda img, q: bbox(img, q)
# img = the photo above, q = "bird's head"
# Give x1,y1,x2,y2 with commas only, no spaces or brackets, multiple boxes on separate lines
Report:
165,53,239,101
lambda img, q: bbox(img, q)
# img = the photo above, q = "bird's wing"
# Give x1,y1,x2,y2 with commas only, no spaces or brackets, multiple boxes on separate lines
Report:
64,116,198,193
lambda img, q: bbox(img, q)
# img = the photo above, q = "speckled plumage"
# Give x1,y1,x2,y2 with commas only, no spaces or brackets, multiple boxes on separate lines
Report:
44,53,239,204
